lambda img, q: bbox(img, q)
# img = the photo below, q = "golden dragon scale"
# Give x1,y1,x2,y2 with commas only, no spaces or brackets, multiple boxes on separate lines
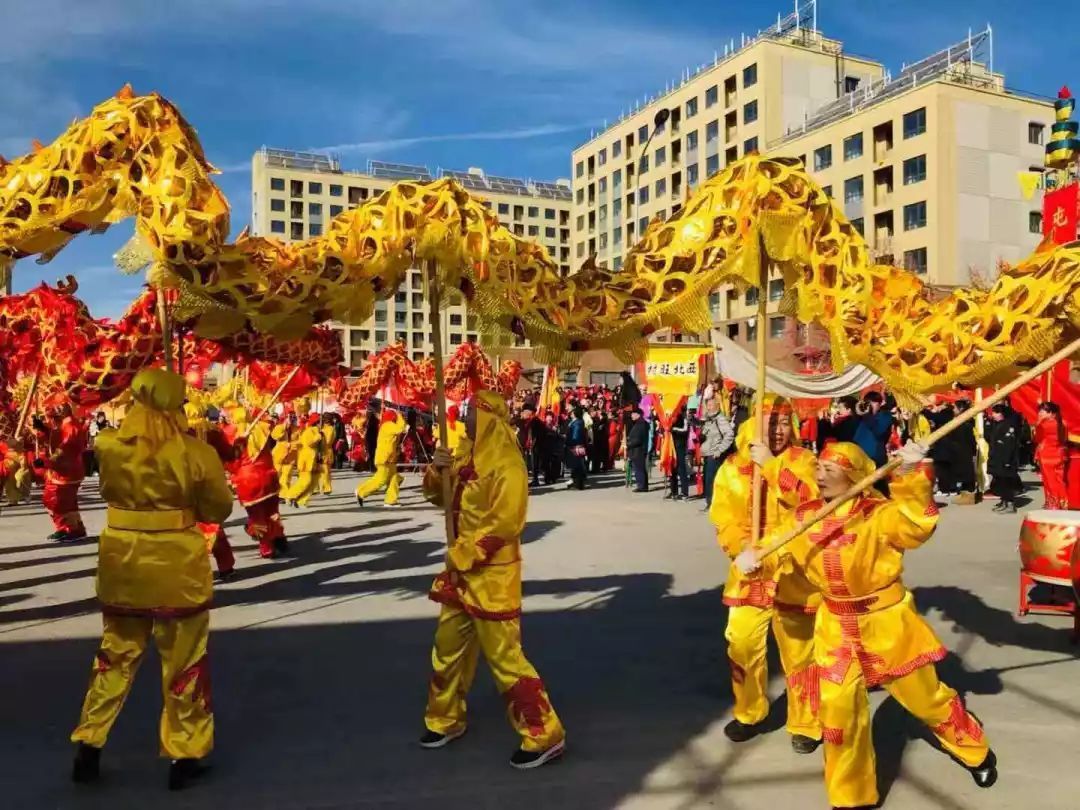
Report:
2,86,1079,399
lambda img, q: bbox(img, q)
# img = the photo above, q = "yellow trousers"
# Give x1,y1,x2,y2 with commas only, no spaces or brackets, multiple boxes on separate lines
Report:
284,470,317,506
725,604,820,738
71,612,214,760
356,464,401,505
317,462,333,494
4,468,32,505
425,604,565,751
821,660,990,807
278,463,294,492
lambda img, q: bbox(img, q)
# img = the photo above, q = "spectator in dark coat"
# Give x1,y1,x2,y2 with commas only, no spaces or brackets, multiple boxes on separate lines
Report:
625,408,650,492
986,403,1023,514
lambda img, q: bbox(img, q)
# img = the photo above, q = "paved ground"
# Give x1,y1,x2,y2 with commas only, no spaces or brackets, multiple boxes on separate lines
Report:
0,467,1077,809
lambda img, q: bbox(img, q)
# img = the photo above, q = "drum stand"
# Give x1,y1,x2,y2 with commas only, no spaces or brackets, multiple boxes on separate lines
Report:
1018,571,1080,644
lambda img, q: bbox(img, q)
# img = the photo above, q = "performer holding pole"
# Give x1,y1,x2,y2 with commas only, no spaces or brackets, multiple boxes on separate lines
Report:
742,441,997,809
71,368,233,791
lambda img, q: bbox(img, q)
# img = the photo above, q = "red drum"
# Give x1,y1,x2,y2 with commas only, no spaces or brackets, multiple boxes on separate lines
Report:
1018,510,1080,587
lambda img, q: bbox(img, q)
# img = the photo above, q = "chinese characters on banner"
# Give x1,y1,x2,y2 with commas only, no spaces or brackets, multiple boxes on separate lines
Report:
1042,183,1079,244
641,346,708,404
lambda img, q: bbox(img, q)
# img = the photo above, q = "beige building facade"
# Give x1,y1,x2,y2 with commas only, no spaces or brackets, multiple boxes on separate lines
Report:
250,150,572,370
571,14,1052,369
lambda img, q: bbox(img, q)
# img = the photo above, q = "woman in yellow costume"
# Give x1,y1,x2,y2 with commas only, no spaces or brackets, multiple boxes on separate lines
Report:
355,408,406,507
420,390,565,768
317,412,336,495
709,395,822,752
271,415,296,491
183,400,236,580
283,413,323,507
751,441,997,809
70,368,233,791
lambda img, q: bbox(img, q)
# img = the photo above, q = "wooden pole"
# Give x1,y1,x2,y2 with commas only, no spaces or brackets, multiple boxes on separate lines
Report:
243,366,301,440
749,239,769,545
157,288,174,373
756,333,1080,562
426,258,455,543
13,365,42,441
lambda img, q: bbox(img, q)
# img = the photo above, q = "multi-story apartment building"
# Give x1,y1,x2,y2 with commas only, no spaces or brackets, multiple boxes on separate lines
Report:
571,4,1052,368
250,149,572,370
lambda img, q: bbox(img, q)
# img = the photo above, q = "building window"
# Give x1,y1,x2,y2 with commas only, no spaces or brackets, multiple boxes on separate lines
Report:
309,223,322,236
545,226,556,238
688,163,700,187
844,175,864,203
706,85,719,108
746,320,757,341
613,140,622,159
727,323,740,339
498,203,510,216
844,76,861,93
576,189,584,204
745,287,759,306
449,313,463,326
706,120,719,145
638,216,649,233
638,124,649,144
270,177,285,191
1030,211,1043,233
903,201,927,230
769,316,786,339
823,185,833,198
843,132,863,161
903,107,926,139
449,334,462,345
744,136,758,154
655,178,667,197
526,205,537,218
706,154,719,176
814,145,833,171
614,225,622,244
903,154,927,185
686,97,698,118
1028,122,1046,145
613,198,622,218
577,242,585,258
309,202,322,216
851,217,864,235
375,330,387,343
743,100,758,124
545,208,556,220
655,146,666,167
598,148,607,166
576,214,585,230
904,247,927,274
270,219,284,234
528,224,539,236
330,204,343,217
329,184,342,197
768,278,784,300
639,187,649,204
270,198,285,212
575,161,584,178
686,131,699,152
308,182,322,194
743,63,757,87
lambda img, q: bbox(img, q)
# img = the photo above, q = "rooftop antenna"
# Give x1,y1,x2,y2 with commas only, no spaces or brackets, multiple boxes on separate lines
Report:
987,23,993,75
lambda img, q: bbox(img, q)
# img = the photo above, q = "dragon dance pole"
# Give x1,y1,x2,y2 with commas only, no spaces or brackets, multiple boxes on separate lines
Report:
426,257,455,544
14,363,42,440
749,236,769,545
156,287,174,373
756,332,1080,562
243,365,301,440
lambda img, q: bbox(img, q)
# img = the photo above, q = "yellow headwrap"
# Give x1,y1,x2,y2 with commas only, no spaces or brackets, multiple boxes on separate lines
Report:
469,390,521,476
819,441,877,483
119,368,188,450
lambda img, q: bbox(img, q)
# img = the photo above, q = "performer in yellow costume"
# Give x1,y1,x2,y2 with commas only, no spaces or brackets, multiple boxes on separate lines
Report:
755,441,997,809
420,390,565,768
271,416,296,491
2,439,33,506
356,409,406,507
283,413,322,507
441,404,467,455
709,395,822,752
317,413,336,494
70,369,233,791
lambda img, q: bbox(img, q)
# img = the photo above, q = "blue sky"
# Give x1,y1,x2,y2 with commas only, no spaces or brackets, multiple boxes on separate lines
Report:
3,0,1066,317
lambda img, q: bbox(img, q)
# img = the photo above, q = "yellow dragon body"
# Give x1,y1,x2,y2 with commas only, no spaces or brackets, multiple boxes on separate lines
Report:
2,86,1078,398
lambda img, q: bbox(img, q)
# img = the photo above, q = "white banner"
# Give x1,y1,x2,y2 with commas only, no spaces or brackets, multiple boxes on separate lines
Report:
714,335,881,397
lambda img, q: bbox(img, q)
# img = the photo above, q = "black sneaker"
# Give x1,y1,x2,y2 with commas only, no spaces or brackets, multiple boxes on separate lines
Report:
71,743,101,784
509,740,565,770
355,494,364,507
992,501,1006,513
970,750,998,788
273,537,290,556
47,530,66,541
1002,503,1017,514
723,719,764,743
213,569,236,583
791,734,821,754
419,727,465,749
168,758,209,791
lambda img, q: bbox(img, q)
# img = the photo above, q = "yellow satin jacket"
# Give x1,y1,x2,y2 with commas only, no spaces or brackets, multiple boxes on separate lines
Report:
95,429,233,616
423,436,528,620
710,443,820,611
374,415,406,465
270,423,295,467
778,468,945,686
293,425,322,473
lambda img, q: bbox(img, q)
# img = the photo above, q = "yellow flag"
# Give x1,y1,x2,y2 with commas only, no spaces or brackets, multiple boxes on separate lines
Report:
1017,171,1041,200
